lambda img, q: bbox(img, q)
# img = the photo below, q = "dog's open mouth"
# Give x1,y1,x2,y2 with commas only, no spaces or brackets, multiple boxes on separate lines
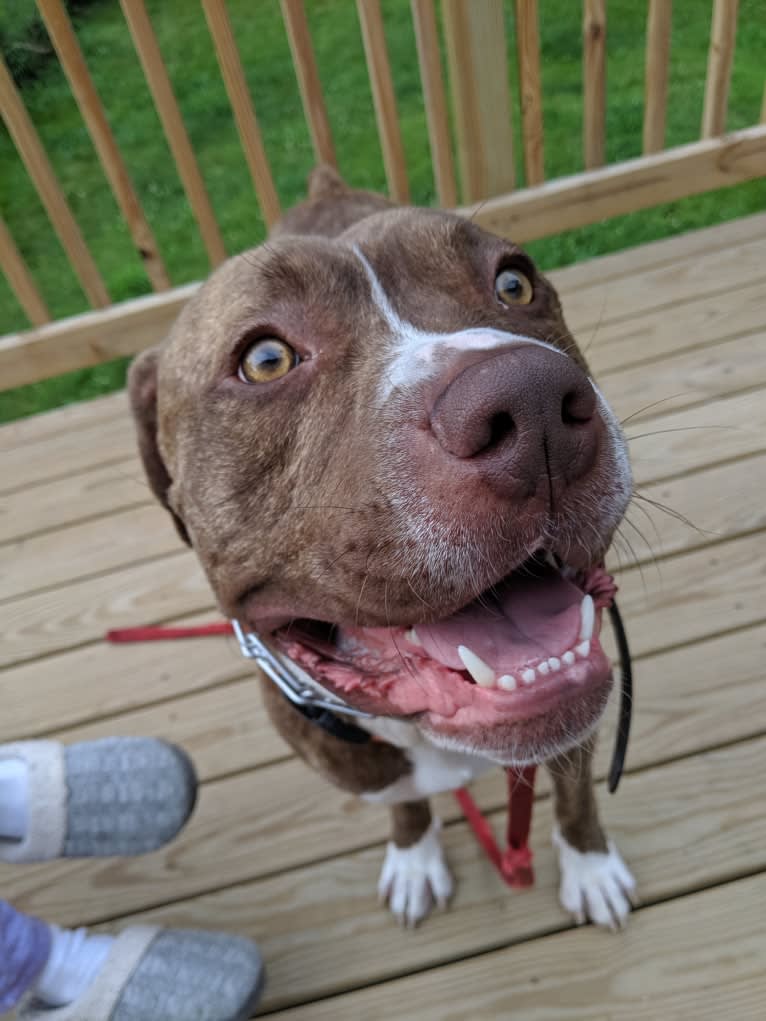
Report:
274,555,617,748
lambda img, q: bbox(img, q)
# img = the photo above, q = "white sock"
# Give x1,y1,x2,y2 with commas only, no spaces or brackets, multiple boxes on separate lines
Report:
34,926,115,1007
0,757,29,840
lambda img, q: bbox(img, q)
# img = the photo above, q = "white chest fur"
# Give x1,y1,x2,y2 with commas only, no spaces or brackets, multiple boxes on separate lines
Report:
359,717,494,804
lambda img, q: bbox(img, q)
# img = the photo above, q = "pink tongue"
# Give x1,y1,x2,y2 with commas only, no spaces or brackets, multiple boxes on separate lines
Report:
414,572,583,672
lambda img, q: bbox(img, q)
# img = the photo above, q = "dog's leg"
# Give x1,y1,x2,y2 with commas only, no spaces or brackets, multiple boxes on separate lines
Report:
547,739,636,930
377,799,453,927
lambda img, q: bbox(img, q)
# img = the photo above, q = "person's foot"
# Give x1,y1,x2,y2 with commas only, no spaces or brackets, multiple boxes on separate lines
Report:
0,737,197,862
20,925,264,1020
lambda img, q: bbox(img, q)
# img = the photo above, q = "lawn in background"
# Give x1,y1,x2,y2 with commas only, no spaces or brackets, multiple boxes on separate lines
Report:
1,0,764,422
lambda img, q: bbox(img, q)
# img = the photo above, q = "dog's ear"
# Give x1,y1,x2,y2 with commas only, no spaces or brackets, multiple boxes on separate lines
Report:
307,163,350,200
128,348,191,546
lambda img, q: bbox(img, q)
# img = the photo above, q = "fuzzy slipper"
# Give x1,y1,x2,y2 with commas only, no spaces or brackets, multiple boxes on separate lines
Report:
0,738,197,863
18,925,264,1021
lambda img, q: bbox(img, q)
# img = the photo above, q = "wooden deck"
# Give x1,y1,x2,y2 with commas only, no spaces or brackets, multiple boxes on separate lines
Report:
2,213,766,1019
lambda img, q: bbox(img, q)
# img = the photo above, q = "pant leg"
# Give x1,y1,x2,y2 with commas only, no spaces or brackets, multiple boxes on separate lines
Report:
0,900,52,1011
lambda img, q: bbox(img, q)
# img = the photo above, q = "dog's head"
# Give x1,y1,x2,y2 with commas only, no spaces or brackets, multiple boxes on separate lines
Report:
130,184,631,765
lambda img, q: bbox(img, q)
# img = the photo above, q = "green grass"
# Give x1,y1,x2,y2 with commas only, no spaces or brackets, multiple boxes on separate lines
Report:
1,0,765,422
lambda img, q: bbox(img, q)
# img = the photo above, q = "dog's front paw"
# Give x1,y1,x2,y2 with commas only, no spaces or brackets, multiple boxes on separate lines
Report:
553,825,636,930
377,818,454,927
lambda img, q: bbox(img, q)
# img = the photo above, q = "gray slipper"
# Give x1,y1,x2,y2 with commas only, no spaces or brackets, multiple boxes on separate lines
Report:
0,738,197,863
18,925,265,1021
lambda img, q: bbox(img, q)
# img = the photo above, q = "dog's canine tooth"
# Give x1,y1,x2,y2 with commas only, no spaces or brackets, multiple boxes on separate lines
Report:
562,650,576,666
521,668,536,685
576,640,591,658
548,657,561,671
457,645,495,687
579,594,595,641
498,674,517,691
406,628,423,646
537,661,550,676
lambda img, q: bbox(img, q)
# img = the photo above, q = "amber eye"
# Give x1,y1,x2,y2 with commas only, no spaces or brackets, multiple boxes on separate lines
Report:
238,338,297,383
495,268,534,306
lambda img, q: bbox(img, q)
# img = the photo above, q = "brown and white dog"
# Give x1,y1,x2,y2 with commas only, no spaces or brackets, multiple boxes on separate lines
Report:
129,166,636,929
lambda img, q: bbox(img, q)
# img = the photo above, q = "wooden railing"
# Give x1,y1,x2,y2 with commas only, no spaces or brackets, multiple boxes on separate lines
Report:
1,0,764,390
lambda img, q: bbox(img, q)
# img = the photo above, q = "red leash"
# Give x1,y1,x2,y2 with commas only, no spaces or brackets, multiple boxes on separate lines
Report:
107,621,538,887
106,622,234,642
454,766,536,888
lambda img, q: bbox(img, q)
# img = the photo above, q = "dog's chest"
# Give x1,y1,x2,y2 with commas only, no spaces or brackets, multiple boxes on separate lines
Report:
359,718,494,804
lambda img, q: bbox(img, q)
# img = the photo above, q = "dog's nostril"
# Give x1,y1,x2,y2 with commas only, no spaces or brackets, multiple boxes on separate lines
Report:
487,411,516,448
561,389,594,426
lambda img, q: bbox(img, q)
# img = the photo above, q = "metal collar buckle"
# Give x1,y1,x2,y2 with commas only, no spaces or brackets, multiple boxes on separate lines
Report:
231,619,376,719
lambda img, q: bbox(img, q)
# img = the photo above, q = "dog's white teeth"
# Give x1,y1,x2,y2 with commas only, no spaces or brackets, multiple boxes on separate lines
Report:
498,674,517,691
457,645,495,687
576,640,591,658
406,628,422,646
579,594,595,642
548,657,561,671
537,661,550,676
562,650,576,666
521,668,536,685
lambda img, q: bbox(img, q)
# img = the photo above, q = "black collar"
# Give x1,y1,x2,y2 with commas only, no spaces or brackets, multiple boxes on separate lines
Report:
289,697,372,744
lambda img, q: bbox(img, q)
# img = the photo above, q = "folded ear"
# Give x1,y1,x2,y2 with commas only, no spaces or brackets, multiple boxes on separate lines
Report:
307,163,350,200
128,348,191,546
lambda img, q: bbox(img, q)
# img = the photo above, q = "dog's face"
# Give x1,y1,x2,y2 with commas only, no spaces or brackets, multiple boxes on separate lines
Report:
131,207,631,764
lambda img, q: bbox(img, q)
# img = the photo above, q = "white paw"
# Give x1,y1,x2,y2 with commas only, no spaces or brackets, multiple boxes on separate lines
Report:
553,825,637,931
377,818,454,927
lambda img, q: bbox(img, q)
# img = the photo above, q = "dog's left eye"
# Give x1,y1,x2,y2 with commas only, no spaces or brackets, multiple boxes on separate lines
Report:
495,268,533,306
238,338,298,384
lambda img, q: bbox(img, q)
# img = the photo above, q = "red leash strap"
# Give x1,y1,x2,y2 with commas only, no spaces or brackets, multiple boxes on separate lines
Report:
106,622,234,642
107,621,538,887
454,764,537,888
502,765,536,886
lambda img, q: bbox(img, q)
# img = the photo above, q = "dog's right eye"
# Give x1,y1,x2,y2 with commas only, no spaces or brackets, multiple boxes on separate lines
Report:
238,338,298,384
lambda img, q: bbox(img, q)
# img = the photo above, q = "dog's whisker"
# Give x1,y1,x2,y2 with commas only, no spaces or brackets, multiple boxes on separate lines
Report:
632,492,709,534
627,496,665,548
354,572,370,628
619,393,694,426
626,423,739,441
404,576,436,612
615,523,650,592
621,513,662,579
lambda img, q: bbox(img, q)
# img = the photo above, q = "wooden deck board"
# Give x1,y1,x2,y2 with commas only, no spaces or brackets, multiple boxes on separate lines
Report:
1,214,764,1018
266,873,766,1019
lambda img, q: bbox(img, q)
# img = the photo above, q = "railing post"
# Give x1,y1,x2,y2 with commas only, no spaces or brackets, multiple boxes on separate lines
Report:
201,0,281,228
356,0,410,203
36,0,171,291
515,0,545,187
280,0,337,168
0,55,110,309
583,0,607,170
442,0,515,203
0,218,50,327
120,0,227,268
643,0,672,155
410,0,457,206
701,0,739,138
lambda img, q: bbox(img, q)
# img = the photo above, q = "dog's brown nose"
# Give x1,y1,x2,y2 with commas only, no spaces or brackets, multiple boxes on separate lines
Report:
430,344,601,498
